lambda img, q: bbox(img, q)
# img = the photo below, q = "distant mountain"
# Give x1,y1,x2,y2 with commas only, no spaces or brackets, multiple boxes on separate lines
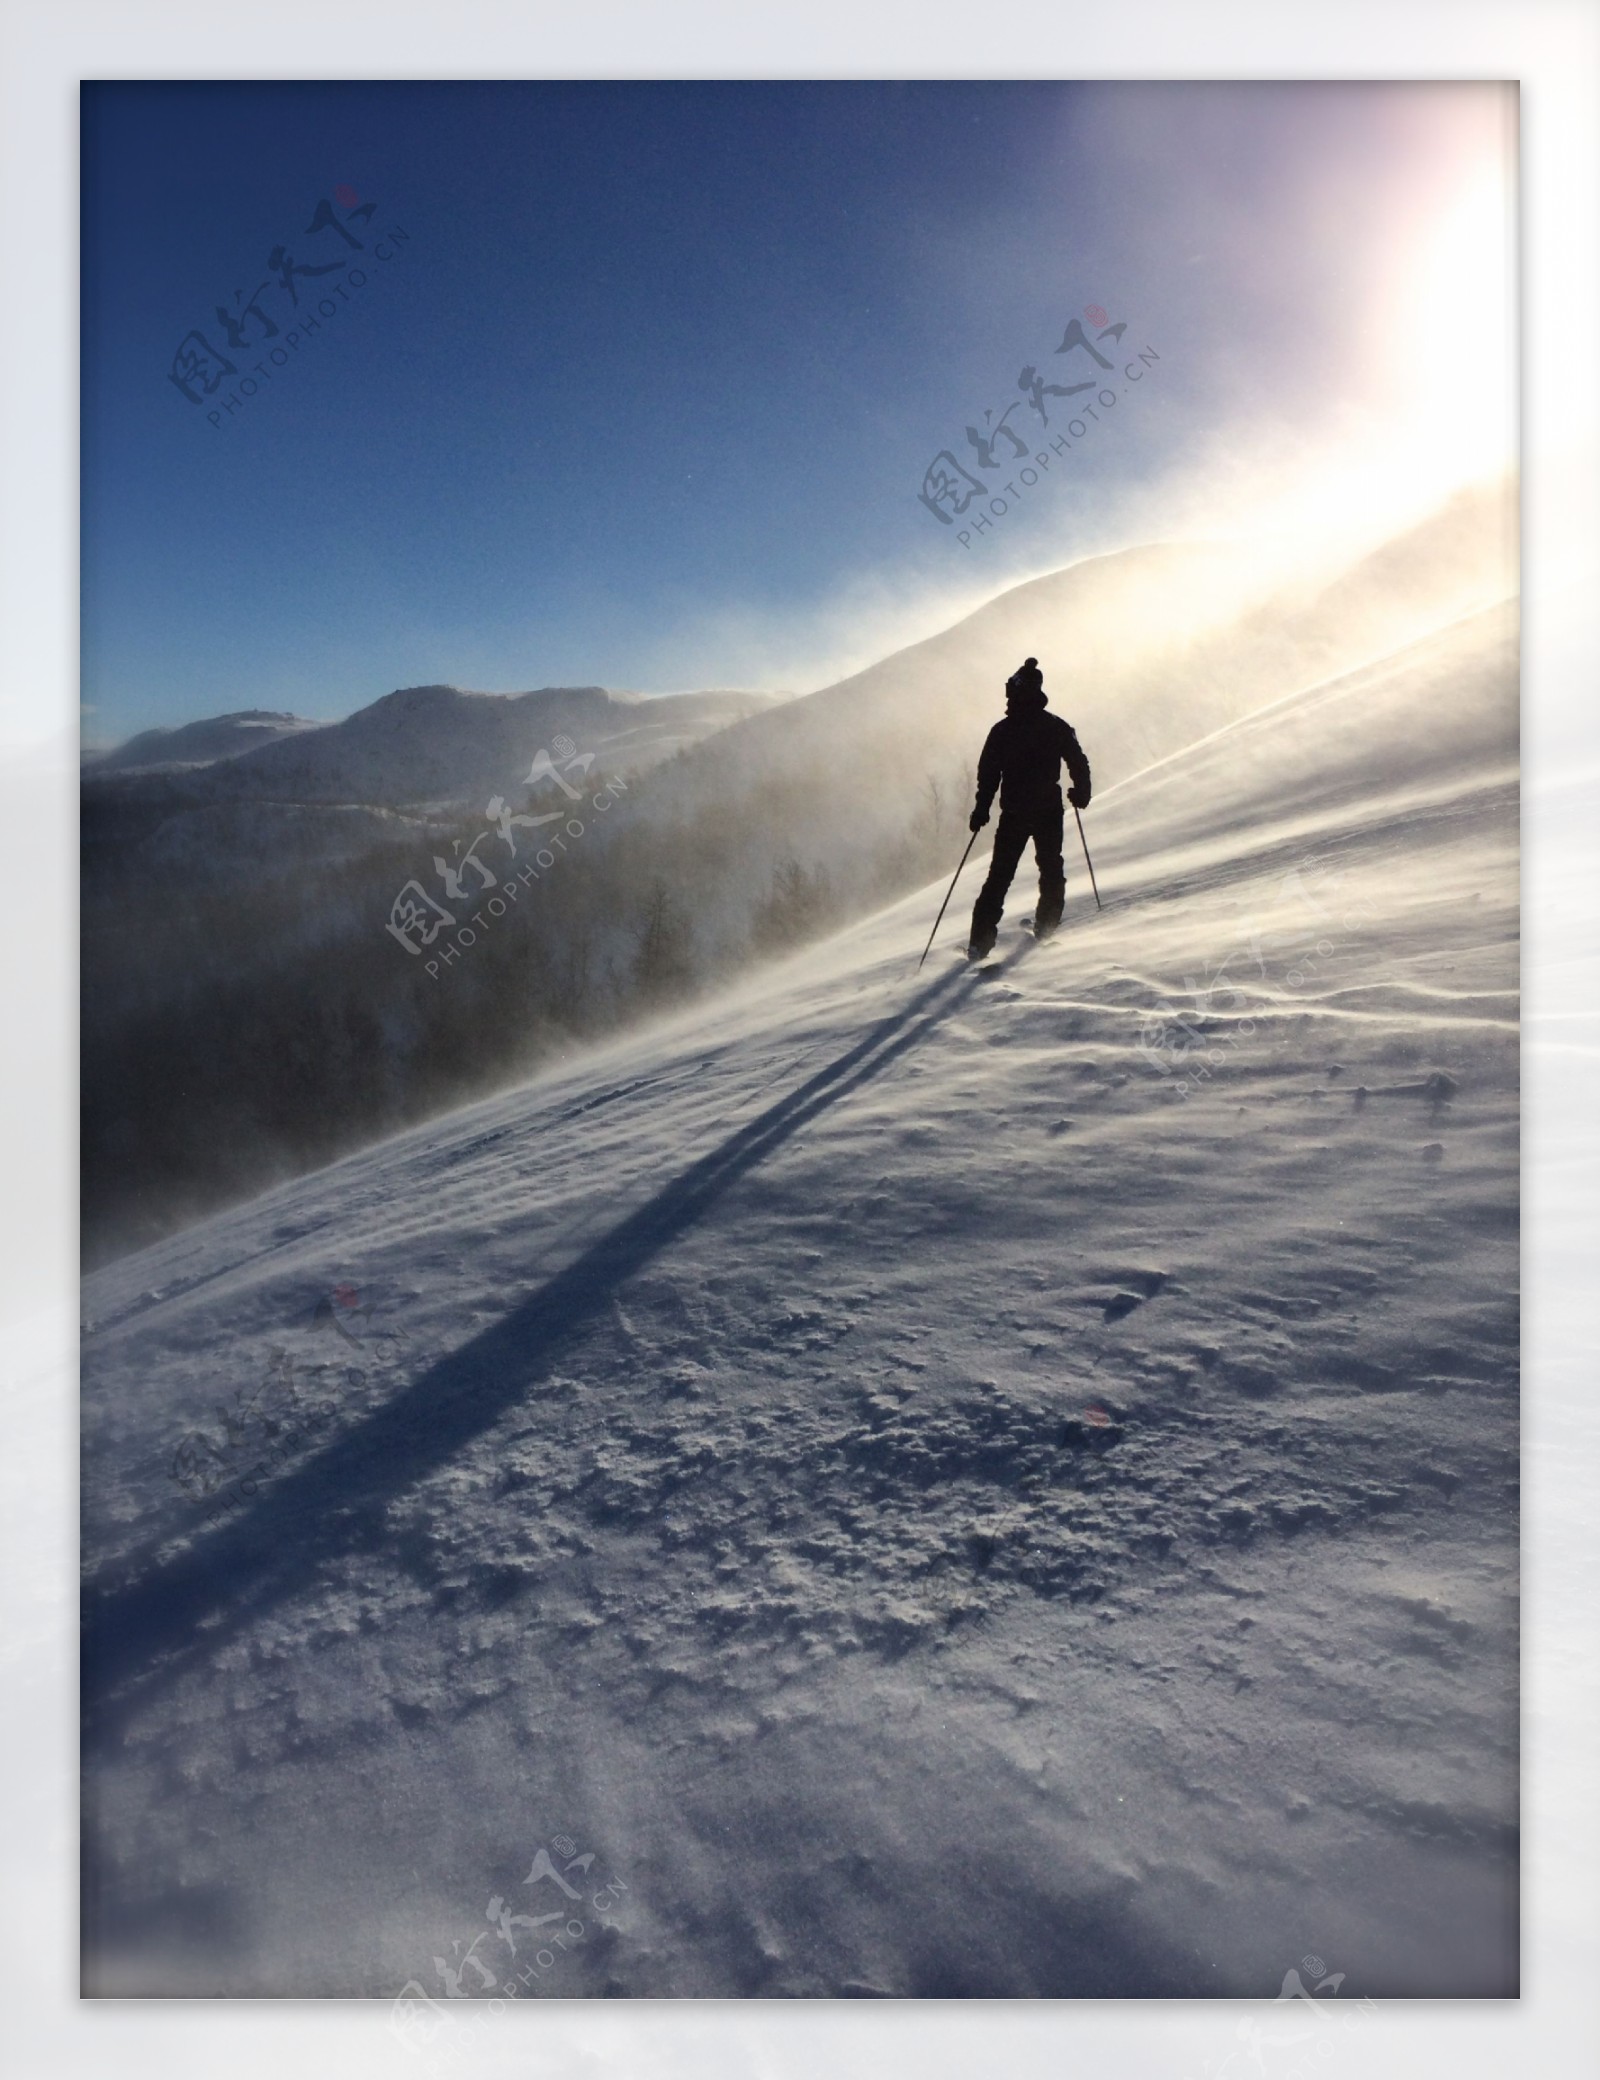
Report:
87,686,774,808
87,709,325,773
80,684,779,863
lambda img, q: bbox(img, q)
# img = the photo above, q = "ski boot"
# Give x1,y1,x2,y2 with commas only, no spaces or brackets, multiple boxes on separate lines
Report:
1031,901,1063,944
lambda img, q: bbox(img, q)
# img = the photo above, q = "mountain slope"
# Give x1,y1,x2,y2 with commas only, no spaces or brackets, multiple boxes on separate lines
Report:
630,476,1513,843
88,709,327,773
80,598,1518,2002
88,684,776,814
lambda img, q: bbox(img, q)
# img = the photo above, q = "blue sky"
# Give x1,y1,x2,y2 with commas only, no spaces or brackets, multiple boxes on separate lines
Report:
81,79,1513,741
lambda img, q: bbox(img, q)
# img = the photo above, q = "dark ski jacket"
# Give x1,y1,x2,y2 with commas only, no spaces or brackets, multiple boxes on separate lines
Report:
973,704,1091,821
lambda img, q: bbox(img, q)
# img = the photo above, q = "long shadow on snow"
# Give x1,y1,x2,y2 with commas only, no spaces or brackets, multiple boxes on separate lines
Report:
83,948,1024,1748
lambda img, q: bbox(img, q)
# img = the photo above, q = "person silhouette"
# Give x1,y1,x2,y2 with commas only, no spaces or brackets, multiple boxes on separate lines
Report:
967,657,1091,958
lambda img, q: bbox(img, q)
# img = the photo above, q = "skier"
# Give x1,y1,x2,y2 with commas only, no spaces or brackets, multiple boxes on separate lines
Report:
966,656,1091,958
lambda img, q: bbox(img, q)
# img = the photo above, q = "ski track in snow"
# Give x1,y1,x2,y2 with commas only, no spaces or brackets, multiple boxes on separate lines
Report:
81,602,1519,2000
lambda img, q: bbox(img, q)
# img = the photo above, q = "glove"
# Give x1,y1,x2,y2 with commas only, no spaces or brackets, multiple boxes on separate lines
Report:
969,809,989,833
1067,787,1087,810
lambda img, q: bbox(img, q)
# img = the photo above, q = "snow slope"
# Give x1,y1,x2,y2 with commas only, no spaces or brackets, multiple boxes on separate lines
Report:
80,597,1518,2002
631,478,1512,843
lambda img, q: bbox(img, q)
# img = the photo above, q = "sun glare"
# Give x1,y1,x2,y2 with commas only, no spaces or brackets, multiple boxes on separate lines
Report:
1224,156,1517,586
1392,161,1517,497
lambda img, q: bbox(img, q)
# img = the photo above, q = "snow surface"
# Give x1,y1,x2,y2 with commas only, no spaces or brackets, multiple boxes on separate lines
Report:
81,597,1518,2001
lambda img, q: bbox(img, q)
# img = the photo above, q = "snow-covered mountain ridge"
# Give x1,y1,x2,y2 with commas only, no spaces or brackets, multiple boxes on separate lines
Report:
86,709,326,774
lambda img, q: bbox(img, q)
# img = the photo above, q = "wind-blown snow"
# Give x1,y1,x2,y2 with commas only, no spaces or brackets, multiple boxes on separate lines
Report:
81,598,1518,2001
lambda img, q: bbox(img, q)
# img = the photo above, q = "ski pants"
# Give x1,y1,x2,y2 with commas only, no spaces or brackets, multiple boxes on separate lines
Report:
971,794,1066,939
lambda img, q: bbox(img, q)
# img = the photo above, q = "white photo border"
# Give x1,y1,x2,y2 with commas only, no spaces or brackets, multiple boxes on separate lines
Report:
7,3,1595,2076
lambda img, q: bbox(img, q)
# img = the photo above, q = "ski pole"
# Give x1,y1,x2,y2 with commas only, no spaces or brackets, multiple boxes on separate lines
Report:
917,829,980,971
1073,803,1102,911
